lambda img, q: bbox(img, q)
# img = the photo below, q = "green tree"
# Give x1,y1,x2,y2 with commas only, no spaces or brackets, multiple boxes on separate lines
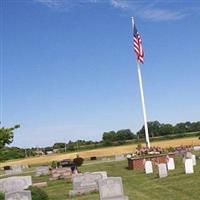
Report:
0,124,20,149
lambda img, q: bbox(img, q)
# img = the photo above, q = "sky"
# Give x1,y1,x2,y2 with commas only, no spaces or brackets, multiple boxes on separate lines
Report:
1,0,200,148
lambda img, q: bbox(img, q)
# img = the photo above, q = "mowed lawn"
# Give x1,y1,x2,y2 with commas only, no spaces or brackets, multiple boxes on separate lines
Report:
31,154,200,200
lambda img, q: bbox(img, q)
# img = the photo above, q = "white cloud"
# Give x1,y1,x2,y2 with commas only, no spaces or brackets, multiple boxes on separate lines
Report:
110,0,129,9
34,0,199,21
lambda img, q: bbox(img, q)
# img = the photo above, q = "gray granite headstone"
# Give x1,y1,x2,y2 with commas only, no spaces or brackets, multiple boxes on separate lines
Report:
185,159,194,174
144,161,153,174
5,165,22,175
91,171,107,179
36,166,49,176
0,176,32,193
69,172,103,196
158,164,168,178
98,177,128,200
5,190,32,200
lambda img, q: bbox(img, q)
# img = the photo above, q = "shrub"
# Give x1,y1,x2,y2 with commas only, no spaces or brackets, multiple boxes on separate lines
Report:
0,193,4,200
73,157,84,166
29,186,49,200
51,161,57,169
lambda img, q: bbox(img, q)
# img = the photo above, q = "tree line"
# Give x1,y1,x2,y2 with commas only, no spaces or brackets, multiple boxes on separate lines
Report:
136,121,200,138
0,120,200,161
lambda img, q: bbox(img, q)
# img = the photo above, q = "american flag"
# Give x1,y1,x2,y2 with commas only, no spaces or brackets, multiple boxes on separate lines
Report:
133,22,144,63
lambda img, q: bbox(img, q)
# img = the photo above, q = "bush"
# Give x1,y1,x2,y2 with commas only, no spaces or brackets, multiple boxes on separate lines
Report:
29,186,49,200
0,193,4,200
73,157,84,166
51,161,57,169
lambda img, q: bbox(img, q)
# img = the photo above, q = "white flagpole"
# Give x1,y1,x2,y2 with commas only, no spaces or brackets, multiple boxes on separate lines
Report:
131,17,150,148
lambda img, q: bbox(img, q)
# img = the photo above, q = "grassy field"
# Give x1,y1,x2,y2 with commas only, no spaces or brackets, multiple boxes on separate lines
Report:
0,137,200,167
28,153,200,200
0,152,200,200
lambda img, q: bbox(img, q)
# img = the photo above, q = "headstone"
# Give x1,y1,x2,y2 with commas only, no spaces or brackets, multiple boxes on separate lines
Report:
51,168,72,180
191,154,196,166
185,159,194,174
4,165,22,175
98,177,128,200
115,154,125,161
158,164,168,178
92,171,107,179
5,190,31,200
186,152,192,159
69,172,103,196
36,166,49,176
144,161,153,174
0,176,32,193
193,146,200,151
167,158,175,170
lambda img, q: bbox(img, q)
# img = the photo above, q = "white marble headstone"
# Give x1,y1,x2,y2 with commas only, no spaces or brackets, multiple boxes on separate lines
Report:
167,158,175,170
158,164,168,178
185,159,194,174
191,155,196,166
145,161,153,174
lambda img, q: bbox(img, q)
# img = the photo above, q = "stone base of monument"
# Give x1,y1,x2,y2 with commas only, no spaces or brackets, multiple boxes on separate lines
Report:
128,153,175,170
69,188,98,197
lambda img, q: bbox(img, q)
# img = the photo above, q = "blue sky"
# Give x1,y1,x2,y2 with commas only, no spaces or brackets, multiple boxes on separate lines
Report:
1,0,200,147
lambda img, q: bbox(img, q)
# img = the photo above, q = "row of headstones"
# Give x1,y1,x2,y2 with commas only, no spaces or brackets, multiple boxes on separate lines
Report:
145,155,197,178
69,171,128,200
0,176,32,200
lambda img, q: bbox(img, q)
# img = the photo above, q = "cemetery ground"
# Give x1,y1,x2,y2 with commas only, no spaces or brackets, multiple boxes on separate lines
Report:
1,153,200,200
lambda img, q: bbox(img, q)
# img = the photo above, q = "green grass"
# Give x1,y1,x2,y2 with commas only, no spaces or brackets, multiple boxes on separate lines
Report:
38,154,200,200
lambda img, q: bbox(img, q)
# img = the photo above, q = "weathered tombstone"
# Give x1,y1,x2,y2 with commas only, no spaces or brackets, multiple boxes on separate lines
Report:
193,146,200,151
98,177,128,200
191,154,196,166
167,158,175,170
144,161,153,174
158,163,168,178
0,176,32,193
32,182,47,188
185,159,194,174
69,172,103,196
115,154,125,161
36,166,49,176
4,165,22,175
51,168,72,180
5,190,32,200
